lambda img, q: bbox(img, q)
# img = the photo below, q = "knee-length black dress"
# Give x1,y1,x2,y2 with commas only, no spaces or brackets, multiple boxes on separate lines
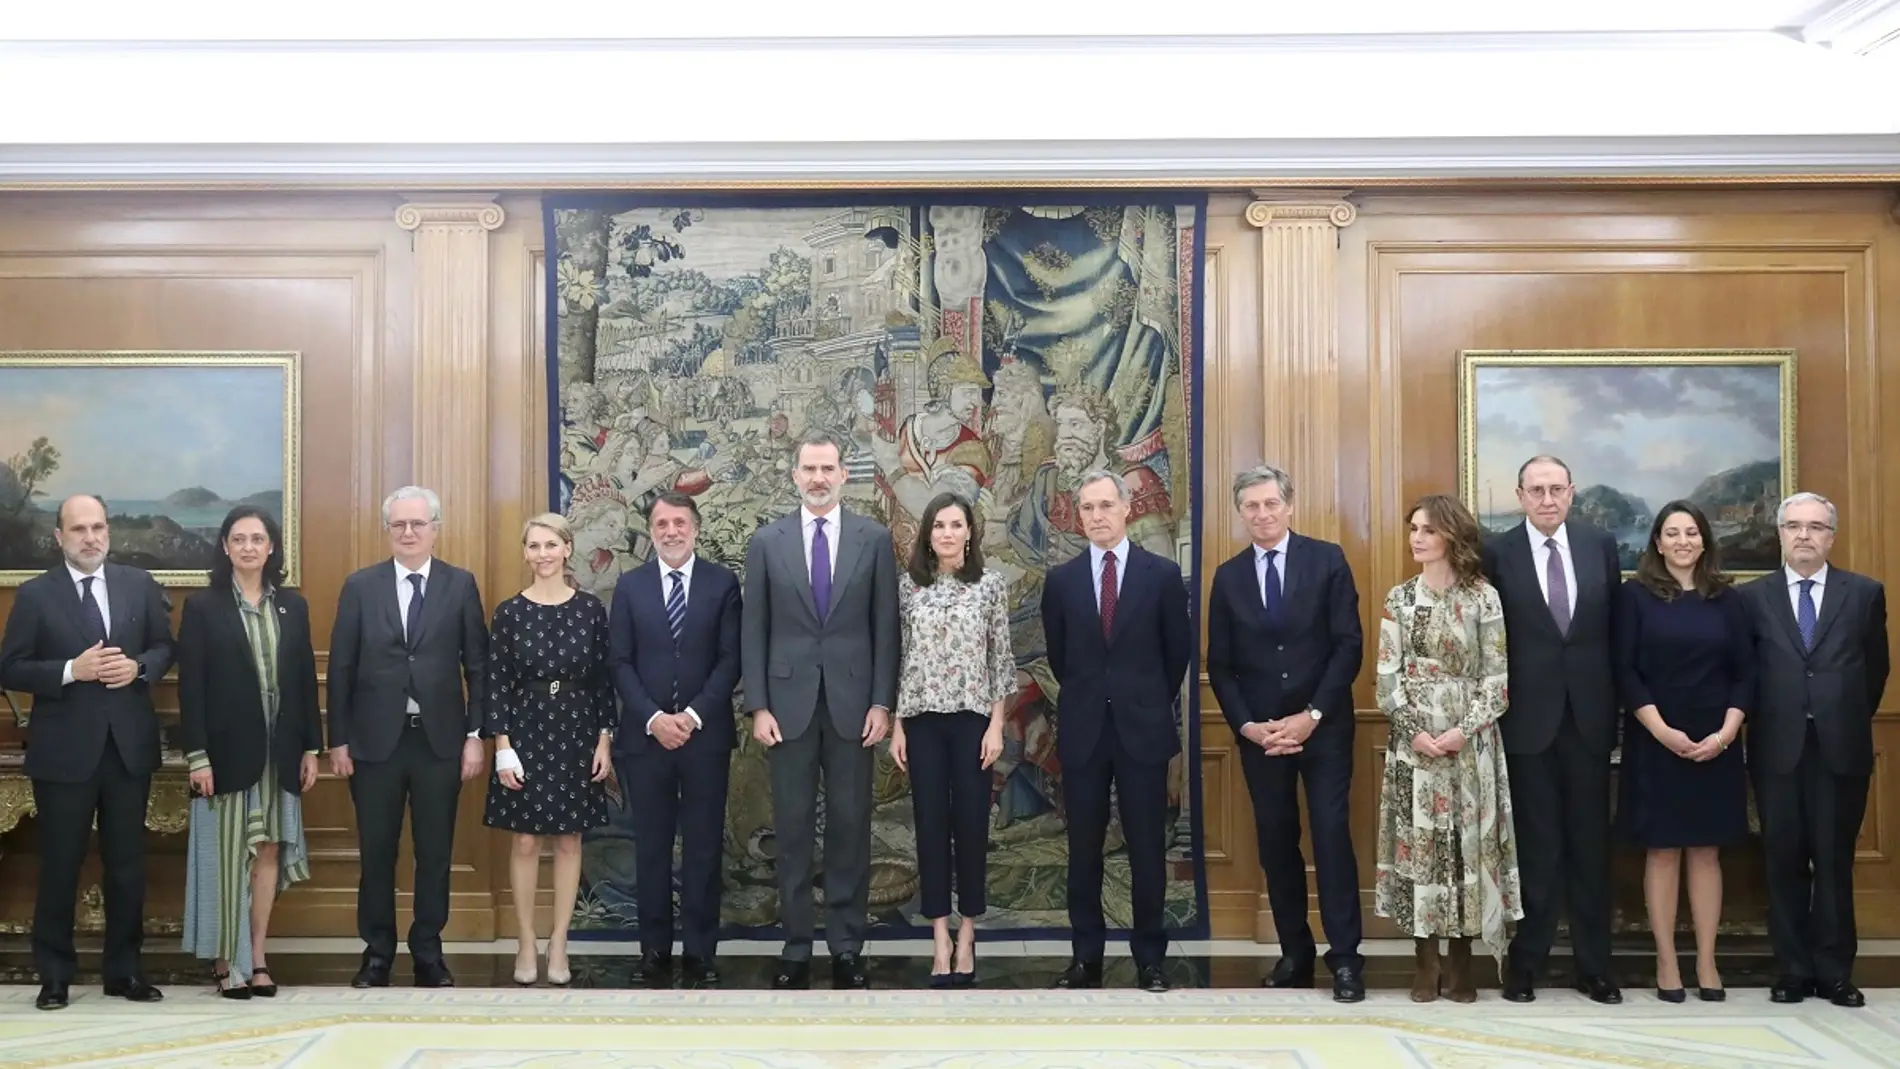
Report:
483,590,613,835
1612,579,1754,849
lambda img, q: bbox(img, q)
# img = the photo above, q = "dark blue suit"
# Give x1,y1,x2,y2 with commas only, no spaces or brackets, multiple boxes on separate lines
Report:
608,556,741,961
1041,540,1192,967
1206,534,1364,971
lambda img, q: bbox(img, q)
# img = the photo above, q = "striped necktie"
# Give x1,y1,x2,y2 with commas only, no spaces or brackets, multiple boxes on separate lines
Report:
667,570,686,644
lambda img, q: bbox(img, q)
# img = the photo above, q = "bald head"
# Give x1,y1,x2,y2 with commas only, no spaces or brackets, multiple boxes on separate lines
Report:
54,494,110,573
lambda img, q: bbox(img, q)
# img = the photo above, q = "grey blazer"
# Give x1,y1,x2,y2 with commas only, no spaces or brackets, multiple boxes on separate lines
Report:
740,508,900,740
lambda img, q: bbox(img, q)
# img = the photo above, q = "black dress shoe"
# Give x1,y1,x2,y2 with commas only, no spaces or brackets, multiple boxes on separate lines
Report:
351,958,392,989
1817,980,1865,1008
1769,976,1810,1004
1137,964,1171,993
1502,968,1536,1003
680,956,720,989
1655,986,1686,1003
830,952,870,990
771,959,811,990
630,954,673,990
103,977,164,1002
1053,959,1103,989
412,959,455,988
1263,956,1315,989
1574,974,1622,1004
35,984,68,1011
1332,965,1365,1003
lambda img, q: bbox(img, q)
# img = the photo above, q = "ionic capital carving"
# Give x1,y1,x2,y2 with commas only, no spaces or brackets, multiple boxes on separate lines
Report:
396,199,506,232
1245,192,1356,230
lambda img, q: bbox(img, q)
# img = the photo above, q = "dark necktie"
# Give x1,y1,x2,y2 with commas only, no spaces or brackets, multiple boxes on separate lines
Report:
1545,538,1571,635
1099,549,1119,640
1798,579,1817,651
1261,549,1282,621
810,517,832,621
79,576,107,643
405,573,425,648
667,570,686,709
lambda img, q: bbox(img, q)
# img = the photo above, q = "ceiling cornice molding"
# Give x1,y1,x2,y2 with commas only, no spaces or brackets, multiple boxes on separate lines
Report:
1795,0,1900,52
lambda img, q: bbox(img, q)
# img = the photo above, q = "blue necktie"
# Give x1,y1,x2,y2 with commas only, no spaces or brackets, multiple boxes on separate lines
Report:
810,517,832,620
1798,579,1817,651
666,570,686,644
405,573,425,648
79,576,107,643
1261,549,1282,621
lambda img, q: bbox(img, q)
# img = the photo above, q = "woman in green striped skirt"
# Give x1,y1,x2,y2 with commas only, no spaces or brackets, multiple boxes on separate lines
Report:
177,507,322,999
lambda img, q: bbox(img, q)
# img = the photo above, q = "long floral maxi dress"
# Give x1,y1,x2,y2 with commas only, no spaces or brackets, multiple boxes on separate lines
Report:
1374,575,1523,971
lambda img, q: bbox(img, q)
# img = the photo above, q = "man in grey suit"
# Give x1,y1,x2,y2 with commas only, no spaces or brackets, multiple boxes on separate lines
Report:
1741,491,1889,1008
742,429,899,990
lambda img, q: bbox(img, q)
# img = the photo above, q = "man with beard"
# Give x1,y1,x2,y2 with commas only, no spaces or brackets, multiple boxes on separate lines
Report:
983,359,1055,545
874,344,993,524
0,494,174,1011
742,429,899,990
1007,385,1169,571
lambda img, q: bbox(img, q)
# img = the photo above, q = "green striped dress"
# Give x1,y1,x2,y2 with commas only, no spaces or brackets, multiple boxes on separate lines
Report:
181,585,311,976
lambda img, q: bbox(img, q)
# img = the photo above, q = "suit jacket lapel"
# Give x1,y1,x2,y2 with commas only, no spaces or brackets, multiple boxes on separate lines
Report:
1235,549,1271,627
1107,547,1142,648
46,567,90,640
413,564,452,647
828,512,870,615
1508,526,1562,642
105,564,138,643
775,516,820,624
380,561,405,646
1758,574,1808,655
1809,572,1850,652
1569,529,1601,636
217,588,262,689
1279,535,1303,609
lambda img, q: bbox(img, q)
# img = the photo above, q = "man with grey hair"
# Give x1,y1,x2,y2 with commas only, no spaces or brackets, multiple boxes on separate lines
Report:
328,486,489,988
1740,491,1888,1007
1206,465,1365,1000
1040,468,1192,993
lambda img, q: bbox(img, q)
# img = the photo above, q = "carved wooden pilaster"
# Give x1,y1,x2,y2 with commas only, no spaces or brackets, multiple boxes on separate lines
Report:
397,199,505,581
1245,192,1355,541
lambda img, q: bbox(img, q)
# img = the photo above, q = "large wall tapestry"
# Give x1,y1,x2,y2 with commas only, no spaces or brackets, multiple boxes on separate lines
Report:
546,194,1207,939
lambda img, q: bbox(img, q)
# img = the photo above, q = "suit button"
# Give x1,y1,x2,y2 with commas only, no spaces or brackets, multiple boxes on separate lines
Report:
1276,645,1285,651
1807,670,1814,677
408,655,416,663
1281,672,1289,679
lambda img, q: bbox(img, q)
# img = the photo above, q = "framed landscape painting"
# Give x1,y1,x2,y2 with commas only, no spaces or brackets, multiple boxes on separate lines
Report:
0,351,301,587
1459,350,1795,575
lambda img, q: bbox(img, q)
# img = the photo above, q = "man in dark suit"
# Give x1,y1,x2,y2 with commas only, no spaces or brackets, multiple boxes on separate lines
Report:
0,494,173,1011
1741,491,1889,1008
1481,455,1622,1004
1042,469,1192,993
1206,465,1364,1001
609,490,742,989
741,430,899,990
326,486,488,989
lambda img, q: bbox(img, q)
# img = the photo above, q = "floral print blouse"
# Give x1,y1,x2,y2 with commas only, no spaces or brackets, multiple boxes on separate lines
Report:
896,569,1019,718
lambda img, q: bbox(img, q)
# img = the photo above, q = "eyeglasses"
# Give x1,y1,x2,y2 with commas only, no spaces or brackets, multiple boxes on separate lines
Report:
1519,485,1571,501
1779,522,1834,535
387,520,434,534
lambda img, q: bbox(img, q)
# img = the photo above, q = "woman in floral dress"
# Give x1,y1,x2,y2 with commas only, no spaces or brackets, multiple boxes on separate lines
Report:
1375,493,1522,1003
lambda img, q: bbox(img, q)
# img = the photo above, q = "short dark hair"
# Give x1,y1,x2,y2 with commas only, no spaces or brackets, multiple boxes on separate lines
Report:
209,506,287,592
1516,454,1573,488
646,490,701,527
1635,499,1729,601
907,492,984,586
55,494,108,530
792,428,848,467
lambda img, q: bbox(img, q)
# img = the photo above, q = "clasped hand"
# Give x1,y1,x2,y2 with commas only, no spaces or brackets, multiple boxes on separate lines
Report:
73,641,139,689
1243,713,1319,756
1410,727,1467,759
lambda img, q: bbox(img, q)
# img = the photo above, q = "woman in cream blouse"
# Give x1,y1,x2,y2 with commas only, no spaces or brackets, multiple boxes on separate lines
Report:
891,491,1017,987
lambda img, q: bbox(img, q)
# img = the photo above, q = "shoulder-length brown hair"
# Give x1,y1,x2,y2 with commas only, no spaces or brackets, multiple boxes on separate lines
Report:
908,493,984,586
1408,493,1485,587
1635,499,1729,600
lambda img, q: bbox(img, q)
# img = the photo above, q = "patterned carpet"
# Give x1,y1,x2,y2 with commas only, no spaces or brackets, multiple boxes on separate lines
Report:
2,986,1897,1068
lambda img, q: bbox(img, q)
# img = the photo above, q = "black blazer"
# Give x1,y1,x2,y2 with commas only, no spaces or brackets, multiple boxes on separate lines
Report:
1040,542,1193,767
326,559,488,763
1481,521,1621,755
608,556,742,756
1740,567,1890,777
1206,534,1363,739
177,586,322,796
0,563,175,783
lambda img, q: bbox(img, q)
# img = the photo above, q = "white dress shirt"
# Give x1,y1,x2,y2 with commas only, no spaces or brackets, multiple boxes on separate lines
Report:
649,554,704,735
800,505,842,584
394,558,477,738
1089,537,1131,611
1253,532,1291,606
1527,522,1577,618
60,563,111,686
1787,563,1829,617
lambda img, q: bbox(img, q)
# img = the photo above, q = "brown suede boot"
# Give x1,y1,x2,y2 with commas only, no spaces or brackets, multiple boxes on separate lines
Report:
1411,938,1441,1003
1445,938,1477,1002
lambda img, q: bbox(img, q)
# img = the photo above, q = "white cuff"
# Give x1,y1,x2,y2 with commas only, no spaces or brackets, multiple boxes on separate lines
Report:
495,747,524,777
62,660,74,686
645,711,665,735
466,730,481,739
683,707,703,729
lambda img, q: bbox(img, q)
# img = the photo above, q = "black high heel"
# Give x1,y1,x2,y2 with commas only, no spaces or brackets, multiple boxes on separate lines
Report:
1656,986,1686,1003
951,935,977,988
213,969,251,1001
248,968,277,998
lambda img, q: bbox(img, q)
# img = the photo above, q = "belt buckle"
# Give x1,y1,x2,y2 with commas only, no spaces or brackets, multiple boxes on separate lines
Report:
549,680,561,696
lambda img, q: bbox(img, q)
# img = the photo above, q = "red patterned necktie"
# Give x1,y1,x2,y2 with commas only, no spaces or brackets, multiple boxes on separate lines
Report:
1100,549,1118,640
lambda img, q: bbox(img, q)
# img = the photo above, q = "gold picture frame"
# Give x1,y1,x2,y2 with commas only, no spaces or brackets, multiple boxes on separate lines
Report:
0,351,301,588
1458,349,1796,577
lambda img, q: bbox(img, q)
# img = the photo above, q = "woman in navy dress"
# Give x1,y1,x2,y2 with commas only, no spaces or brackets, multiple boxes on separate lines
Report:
1613,499,1752,1003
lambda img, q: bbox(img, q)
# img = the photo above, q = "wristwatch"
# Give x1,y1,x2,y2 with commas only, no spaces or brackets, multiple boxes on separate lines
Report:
1307,708,1324,722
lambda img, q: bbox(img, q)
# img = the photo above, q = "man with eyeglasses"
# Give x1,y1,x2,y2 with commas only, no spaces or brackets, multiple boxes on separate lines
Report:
1481,455,1622,1004
1740,492,1888,1007
327,486,489,988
